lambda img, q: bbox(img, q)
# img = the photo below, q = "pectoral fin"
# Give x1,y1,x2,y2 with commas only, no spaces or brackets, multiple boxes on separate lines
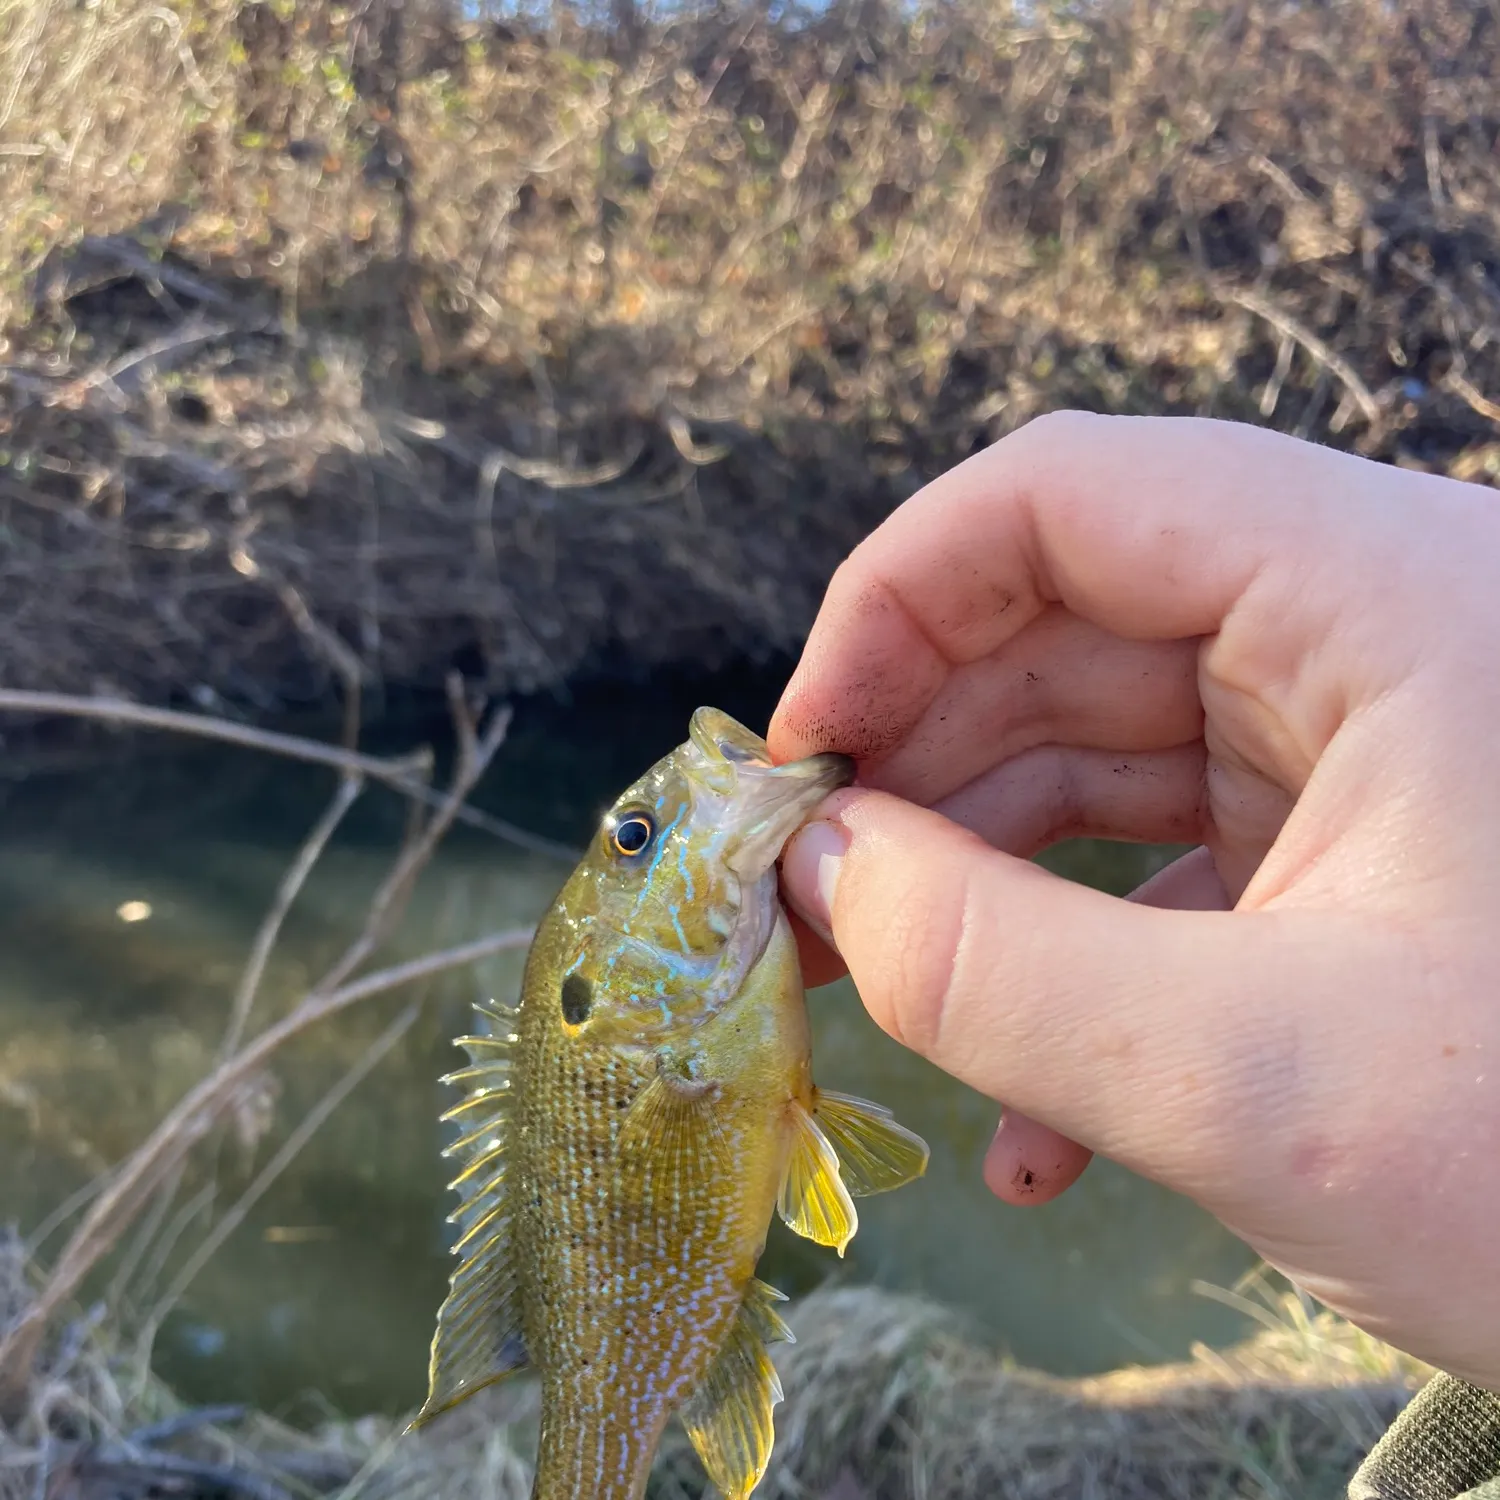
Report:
410,1002,528,1429
617,1056,729,1202
678,1280,794,1500
812,1088,930,1197
777,1101,858,1255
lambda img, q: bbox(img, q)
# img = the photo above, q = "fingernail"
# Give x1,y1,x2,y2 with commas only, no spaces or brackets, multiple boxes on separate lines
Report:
781,818,849,943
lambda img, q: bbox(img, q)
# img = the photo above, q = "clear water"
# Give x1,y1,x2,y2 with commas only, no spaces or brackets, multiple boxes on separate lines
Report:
0,670,1260,1422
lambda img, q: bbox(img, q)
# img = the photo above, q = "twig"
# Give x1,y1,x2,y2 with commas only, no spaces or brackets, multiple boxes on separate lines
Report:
272,582,369,749
1442,369,1500,427
101,1162,192,1319
221,773,364,1057
39,234,234,312
145,1002,421,1334
0,925,533,1414
0,691,578,861
1259,332,1295,418
386,412,642,490
312,688,512,1001
665,410,730,466
22,1175,109,1259
1223,286,1383,432
82,1448,293,1500
115,1181,216,1382
126,1406,248,1448
298,928,532,1010
87,319,231,407
0,691,533,1413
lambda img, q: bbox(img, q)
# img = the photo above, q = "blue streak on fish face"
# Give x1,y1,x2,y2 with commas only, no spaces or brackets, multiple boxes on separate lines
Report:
555,710,853,1048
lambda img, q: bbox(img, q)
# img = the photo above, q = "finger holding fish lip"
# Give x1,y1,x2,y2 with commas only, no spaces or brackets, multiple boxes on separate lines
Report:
778,737,1216,990
843,614,1203,808
780,775,1229,1212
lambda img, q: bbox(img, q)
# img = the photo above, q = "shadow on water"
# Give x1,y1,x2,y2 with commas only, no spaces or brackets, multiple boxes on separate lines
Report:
0,663,1259,1421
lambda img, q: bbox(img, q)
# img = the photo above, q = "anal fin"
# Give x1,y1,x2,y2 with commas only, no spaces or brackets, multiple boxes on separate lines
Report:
679,1280,794,1500
812,1088,930,1197
408,1001,527,1429
777,1101,858,1255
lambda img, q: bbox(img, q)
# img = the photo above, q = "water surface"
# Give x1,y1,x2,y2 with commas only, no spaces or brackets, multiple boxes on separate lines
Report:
0,671,1260,1419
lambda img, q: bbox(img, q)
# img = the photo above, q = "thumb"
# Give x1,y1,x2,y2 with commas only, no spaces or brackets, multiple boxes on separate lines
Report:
779,787,1412,1212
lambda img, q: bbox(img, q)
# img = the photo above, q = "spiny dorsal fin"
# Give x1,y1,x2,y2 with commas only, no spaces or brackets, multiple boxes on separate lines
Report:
616,1055,730,1202
776,1101,858,1256
812,1088,930,1197
678,1279,793,1500
408,1000,527,1430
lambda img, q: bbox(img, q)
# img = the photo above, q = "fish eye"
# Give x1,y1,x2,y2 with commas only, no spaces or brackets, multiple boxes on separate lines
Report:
610,811,655,858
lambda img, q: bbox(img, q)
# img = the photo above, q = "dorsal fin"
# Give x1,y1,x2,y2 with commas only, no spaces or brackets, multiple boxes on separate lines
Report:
678,1279,794,1500
408,1000,527,1430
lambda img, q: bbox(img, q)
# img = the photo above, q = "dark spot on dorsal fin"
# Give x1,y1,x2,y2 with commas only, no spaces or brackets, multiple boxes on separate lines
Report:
561,973,592,1026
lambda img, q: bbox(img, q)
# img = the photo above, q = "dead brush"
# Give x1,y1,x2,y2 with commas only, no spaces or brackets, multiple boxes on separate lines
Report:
0,1249,1424,1500
3,0,1500,716
0,677,535,1486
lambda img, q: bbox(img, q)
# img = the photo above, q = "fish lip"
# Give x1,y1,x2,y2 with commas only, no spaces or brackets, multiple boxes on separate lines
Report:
687,707,856,787
794,750,857,790
684,707,856,877
725,752,856,880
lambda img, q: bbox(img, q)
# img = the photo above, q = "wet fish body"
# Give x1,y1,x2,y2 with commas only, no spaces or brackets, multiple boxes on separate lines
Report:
412,708,929,1499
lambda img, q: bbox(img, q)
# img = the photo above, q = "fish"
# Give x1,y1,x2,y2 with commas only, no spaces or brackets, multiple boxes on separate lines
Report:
409,707,930,1500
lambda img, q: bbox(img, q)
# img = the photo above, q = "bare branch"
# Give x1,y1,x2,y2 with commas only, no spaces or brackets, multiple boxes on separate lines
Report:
145,1001,422,1334
221,773,364,1058
0,691,578,862
0,689,533,1410
0,926,532,1414
1223,287,1384,434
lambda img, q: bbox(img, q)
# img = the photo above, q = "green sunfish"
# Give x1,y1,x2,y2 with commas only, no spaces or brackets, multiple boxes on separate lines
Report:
411,708,929,1499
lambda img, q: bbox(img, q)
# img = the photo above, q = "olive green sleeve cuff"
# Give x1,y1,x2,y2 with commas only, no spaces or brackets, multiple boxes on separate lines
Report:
1350,1372,1500,1500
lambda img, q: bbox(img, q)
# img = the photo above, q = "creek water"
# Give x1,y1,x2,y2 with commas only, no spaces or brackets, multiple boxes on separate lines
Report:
0,668,1261,1422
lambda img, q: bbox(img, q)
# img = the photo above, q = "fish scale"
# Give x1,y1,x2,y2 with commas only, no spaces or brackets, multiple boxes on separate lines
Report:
520,906,790,1495
411,708,930,1500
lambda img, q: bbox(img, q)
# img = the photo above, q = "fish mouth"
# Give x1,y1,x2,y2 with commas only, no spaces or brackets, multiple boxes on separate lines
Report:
687,707,855,879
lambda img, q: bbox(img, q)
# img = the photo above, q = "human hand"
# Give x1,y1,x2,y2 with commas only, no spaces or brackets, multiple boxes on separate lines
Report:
769,412,1500,1389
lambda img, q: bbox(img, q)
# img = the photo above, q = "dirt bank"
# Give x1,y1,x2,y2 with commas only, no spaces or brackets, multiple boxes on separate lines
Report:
3,0,1499,716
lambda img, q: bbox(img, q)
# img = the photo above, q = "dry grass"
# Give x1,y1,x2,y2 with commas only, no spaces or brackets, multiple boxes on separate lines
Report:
3,0,1500,713
0,1245,1424,1500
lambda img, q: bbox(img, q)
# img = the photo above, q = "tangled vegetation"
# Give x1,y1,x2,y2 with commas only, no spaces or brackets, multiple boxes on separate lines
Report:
1,0,1499,713
0,1241,1425,1500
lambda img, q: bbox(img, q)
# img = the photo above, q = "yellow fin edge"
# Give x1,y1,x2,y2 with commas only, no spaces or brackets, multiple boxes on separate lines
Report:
776,1101,857,1255
678,1279,792,1499
812,1087,930,1197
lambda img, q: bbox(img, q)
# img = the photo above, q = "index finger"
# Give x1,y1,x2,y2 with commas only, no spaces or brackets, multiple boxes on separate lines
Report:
767,411,1358,765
